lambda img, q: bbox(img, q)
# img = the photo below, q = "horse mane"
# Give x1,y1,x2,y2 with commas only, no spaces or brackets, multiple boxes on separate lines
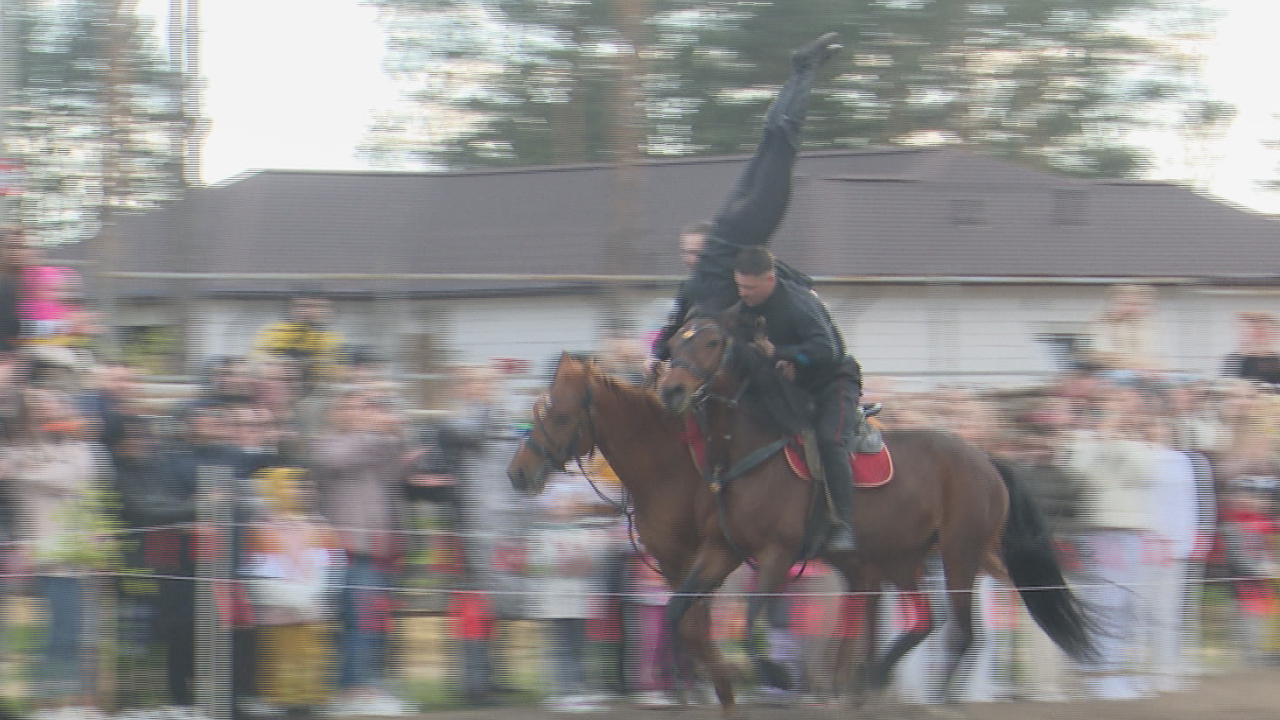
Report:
574,355,672,422
714,310,813,437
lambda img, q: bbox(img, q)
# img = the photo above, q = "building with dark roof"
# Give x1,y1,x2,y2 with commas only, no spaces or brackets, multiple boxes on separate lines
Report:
72,146,1280,388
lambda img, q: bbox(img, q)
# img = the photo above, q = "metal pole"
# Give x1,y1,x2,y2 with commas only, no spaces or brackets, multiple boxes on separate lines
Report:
0,0,23,225
600,0,652,339
170,0,203,371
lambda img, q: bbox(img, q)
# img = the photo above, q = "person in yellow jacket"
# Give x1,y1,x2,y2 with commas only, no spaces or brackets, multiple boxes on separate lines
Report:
253,291,345,390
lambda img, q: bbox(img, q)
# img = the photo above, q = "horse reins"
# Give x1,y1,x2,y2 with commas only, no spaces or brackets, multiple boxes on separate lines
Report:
678,322,812,578
524,369,653,570
668,321,738,409
522,383,596,470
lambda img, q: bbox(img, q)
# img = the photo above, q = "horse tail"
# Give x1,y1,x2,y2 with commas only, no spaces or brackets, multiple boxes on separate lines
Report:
992,457,1097,662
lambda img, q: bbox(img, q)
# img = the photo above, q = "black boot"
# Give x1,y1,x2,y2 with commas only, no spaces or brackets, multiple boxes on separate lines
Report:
765,32,843,148
791,31,843,72
821,442,857,552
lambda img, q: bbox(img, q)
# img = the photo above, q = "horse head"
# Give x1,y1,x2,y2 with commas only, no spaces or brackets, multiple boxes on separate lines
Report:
507,351,598,494
658,311,751,415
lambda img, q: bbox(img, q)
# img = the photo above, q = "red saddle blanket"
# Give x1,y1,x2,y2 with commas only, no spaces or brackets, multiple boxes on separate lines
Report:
680,417,894,488
784,442,894,488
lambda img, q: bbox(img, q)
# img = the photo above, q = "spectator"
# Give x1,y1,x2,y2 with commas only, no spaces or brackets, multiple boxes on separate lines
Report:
248,358,306,461
436,364,534,707
1004,394,1087,702
242,466,342,716
1061,383,1160,700
166,398,267,720
1223,311,1280,387
253,291,344,393
1218,476,1280,664
0,227,32,353
622,551,681,708
528,471,614,712
79,357,141,461
1082,283,1164,382
310,387,418,717
106,413,202,715
1139,411,1204,693
1,387,112,718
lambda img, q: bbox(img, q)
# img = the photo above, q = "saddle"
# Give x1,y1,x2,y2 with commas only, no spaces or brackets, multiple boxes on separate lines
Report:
678,408,893,490
784,436,893,488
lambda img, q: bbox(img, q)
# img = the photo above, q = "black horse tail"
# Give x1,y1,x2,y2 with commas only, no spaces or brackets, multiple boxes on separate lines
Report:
992,457,1098,662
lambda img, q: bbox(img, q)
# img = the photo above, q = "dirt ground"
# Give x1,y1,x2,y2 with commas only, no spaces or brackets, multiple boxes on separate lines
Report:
406,666,1280,720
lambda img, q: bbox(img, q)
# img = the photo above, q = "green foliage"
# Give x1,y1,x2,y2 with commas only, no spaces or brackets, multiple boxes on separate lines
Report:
37,482,123,571
7,0,187,244
364,0,1220,179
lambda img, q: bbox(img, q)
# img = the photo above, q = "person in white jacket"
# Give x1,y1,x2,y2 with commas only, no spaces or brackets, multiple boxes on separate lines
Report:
1061,385,1160,700
1141,433,1212,693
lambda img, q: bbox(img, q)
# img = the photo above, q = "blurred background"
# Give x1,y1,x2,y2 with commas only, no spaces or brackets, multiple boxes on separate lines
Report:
0,1,1279,719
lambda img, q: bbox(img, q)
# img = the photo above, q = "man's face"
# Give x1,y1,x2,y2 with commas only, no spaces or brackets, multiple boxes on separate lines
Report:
679,232,707,271
292,297,331,324
735,271,776,307
192,409,230,445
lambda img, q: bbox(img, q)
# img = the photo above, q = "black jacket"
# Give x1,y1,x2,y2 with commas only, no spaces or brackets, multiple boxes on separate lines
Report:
653,235,814,360
739,278,860,393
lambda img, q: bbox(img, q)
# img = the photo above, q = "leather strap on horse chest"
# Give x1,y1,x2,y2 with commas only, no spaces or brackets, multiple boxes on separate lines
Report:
692,403,793,570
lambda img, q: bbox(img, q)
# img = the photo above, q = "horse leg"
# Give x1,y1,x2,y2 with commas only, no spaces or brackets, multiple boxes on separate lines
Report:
663,543,744,715
867,573,937,694
744,550,802,695
824,559,871,704
935,561,983,705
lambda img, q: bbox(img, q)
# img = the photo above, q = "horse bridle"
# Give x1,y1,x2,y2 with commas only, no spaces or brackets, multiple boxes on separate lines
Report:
522,380,596,469
668,320,738,405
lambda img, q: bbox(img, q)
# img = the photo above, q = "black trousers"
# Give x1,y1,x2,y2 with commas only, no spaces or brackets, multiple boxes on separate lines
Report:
813,375,861,518
710,124,798,250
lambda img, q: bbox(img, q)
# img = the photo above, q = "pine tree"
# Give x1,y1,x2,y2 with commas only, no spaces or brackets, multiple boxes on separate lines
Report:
7,0,186,244
365,0,1220,179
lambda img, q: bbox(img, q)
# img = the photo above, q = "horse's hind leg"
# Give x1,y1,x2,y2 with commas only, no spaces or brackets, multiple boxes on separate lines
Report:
664,543,744,715
937,581,978,705
869,582,936,692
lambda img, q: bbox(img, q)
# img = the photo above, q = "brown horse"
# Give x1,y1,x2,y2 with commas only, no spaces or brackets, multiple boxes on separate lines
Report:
507,346,1091,714
654,312,1095,701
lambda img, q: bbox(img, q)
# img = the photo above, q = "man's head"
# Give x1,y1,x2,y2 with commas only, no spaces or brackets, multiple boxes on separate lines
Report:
679,221,712,272
289,289,332,325
186,400,231,446
733,247,777,307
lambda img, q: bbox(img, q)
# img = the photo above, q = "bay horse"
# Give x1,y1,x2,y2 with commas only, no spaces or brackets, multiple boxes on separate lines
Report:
507,347,1091,714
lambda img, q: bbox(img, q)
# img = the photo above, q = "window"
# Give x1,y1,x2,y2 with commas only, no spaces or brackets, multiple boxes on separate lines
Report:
1051,189,1087,225
948,198,986,225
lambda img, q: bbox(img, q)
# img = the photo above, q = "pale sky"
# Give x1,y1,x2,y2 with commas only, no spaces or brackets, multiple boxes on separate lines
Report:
140,0,397,184
1196,0,1280,213
146,0,1280,214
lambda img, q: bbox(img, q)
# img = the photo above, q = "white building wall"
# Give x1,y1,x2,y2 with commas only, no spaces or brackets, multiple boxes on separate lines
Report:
142,282,1280,390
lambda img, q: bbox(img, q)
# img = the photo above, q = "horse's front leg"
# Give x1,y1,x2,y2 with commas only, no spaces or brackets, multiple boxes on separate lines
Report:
664,540,745,717
744,548,805,696
826,559,876,705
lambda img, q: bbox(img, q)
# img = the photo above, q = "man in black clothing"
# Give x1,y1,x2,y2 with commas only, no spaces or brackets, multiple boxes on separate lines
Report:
108,414,202,711
652,32,841,361
733,246,872,553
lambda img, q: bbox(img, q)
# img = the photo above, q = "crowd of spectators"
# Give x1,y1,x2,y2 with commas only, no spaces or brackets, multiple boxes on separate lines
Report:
2,222,1280,720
